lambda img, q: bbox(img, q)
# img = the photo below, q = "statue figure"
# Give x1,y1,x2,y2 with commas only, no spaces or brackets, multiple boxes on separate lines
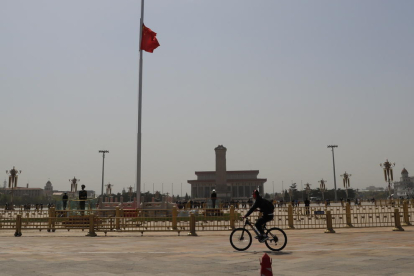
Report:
70,177,79,193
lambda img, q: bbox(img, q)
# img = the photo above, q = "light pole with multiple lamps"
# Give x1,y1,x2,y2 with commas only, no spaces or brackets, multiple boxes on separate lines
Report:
69,177,80,196
304,183,311,200
380,159,395,199
327,145,338,202
99,150,109,197
6,166,21,209
341,172,351,200
318,179,327,201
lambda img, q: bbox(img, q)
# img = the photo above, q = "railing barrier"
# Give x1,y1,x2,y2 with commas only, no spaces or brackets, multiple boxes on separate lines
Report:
393,208,404,231
229,205,235,230
115,207,120,230
14,214,22,237
47,207,52,231
172,206,178,230
188,213,197,236
86,214,97,237
403,201,412,226
346,202,353,227
325,210,335,233
287,204,295,229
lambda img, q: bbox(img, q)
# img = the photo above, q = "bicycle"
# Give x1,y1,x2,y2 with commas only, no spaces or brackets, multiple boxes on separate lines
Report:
229,217,287,251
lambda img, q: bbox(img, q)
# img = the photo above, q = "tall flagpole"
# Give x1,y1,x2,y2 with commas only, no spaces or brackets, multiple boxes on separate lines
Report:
136,0,144,207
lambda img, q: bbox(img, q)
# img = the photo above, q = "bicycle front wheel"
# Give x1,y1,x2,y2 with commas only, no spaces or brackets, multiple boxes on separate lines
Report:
265,227,287,251
230,228,252,251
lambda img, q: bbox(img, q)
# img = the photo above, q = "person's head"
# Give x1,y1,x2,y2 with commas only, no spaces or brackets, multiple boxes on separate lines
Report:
81,184,85,190
212,189,215,192
252,189,260,199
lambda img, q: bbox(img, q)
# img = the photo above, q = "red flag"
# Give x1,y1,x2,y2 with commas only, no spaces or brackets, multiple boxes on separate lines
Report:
141,24,160,53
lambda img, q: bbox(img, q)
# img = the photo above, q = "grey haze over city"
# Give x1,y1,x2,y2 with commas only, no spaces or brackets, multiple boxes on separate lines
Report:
1,0,413,196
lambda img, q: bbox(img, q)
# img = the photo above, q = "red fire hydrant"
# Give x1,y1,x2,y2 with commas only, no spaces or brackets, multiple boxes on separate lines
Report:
260,253,273,276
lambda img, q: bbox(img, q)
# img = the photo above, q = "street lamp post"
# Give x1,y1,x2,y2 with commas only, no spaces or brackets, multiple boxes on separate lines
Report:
99,150,109,197
6,166,21,209
318,179,327,201
128,186,133,202
327,145,338,202
340,172,351,200
69,177,80,194
380,159,395,199
289,188,293,202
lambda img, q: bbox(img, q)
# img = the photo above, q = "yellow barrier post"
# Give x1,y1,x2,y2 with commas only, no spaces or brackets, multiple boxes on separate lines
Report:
14,214,22,237
172,206,178,230
47,207,52,232
287,204,295,229
230,205,235,230
346,202,353,227
51,207,56,232
393,208,404,231
86,214,97,236
115,207,120,230
325,210,335,233
403,201,412,226
188,213,197,236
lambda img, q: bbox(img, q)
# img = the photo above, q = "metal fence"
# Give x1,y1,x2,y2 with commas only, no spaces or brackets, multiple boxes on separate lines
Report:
2,201,412,236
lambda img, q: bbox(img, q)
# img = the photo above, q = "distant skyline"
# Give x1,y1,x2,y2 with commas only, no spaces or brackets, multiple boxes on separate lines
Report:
1,1,413,196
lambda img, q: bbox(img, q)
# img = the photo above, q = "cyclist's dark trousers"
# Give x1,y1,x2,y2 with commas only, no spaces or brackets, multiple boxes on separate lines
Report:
255,214,274,235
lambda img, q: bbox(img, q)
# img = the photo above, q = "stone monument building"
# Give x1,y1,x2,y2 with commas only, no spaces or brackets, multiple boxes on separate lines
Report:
187,145,267,200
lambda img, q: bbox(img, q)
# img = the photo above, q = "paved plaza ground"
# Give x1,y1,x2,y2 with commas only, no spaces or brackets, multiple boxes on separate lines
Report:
0,226,413,276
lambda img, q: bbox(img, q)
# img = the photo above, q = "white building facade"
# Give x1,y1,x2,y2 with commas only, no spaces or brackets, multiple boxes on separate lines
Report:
393,168,414,198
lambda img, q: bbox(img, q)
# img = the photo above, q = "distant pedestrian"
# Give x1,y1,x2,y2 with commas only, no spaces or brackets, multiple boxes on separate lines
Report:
211,189,217,208
62,193,68,210
304,198,310,215
79,185,87,215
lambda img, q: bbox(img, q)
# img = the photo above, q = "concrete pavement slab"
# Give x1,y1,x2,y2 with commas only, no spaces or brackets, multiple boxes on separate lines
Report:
0,228,413,275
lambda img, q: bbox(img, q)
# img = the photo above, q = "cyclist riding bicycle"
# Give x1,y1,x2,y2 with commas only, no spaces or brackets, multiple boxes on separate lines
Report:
243,189,275,242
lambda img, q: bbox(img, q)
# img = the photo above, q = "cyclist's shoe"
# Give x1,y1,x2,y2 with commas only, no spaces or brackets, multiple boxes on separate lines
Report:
259,236,269,243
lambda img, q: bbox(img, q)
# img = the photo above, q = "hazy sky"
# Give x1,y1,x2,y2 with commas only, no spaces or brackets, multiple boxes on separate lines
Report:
1,0,413,196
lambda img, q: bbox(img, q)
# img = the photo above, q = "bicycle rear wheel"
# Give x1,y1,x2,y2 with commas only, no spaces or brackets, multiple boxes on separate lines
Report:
264,227,287,251
230,228,252,251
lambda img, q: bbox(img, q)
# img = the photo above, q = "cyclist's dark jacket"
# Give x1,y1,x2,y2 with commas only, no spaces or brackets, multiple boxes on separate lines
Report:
245,196,274,217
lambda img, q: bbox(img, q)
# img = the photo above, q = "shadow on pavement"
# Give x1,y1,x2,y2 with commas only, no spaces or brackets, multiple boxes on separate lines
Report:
238,250,292,256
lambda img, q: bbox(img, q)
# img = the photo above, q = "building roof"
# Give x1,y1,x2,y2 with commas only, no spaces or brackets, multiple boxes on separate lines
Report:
195,170,259,175
402,168,408,174
188,178,267,184
4,187,42,190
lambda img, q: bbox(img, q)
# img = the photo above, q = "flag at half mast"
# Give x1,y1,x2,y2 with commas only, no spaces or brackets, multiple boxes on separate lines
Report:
141,24,160,53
